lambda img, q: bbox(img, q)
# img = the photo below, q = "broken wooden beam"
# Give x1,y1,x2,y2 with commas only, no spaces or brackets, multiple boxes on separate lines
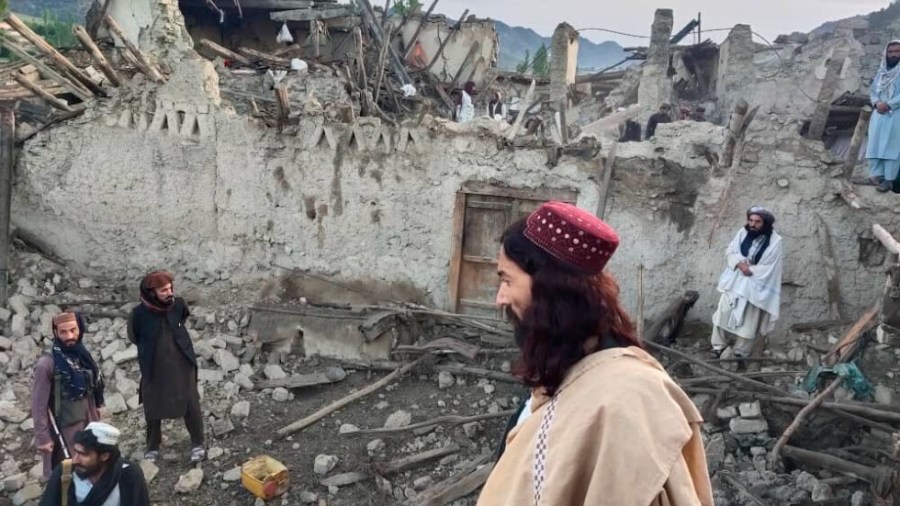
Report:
199,39,252,66
815,213,843,321
238,46,290,67
595,141,618,219
402,0,440,59
646,290,699,344
844,106,872,180
414,458,493,506
5,13,105,96
358,0,411,85
373,444,460,475
72,25,122,87
104,15,166,83
341,359,518,383
424,9,469,74
270,6,356,22
344,410,515,436
277,356,426,437
274,84,290,131
253,367,346,390
13,72,81,112
450,41,480,88
780,445,878,483
0,80,65,101
721,99,749,168
505,79,536,141
807,46,849,141
184,0,312,7
319,471,368,487
824,306,880,366
771,377,845,462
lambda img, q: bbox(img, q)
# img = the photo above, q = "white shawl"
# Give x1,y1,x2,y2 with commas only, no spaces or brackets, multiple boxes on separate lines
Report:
716,228,783,334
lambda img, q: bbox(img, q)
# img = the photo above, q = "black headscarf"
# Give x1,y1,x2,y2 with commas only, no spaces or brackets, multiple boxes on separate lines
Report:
51,312,105,407
740,206,776,265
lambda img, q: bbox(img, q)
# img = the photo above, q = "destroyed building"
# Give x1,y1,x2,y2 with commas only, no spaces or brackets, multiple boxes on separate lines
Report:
1,0,900,504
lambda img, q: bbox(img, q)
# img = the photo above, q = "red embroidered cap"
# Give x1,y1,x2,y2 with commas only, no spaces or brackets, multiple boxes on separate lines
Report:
523,201,619,274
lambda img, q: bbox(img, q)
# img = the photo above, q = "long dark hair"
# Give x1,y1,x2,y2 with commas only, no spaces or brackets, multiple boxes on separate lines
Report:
501,218,641,396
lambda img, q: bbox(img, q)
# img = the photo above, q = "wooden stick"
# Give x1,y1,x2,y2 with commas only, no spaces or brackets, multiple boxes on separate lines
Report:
807,46,848,140
402,0,439,59
844,106,872,180
353,26,369,116
320,471,368,487
277,357,425,437
5,13,105,96
416,462,492,506
199,39,252,66
824,306,879,365
771,377,844,461
0,33,91,100
372,25,393,103
506,79,536,141
72,25,122,87
373,444,460,475
238,46,290,67
13,72,79,112
341,359,519,383
815,213,843,320
720,472,768,506
424,9,468,75
345,410,515,436
450,41,480,88
104,15,166,83
678,371,805,387
780,445,876,483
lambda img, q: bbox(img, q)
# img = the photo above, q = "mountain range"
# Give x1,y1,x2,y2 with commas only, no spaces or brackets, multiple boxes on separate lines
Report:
494,20,627,72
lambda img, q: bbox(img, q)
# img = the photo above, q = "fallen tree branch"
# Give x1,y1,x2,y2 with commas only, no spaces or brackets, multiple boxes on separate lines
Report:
771,377,845,462
344,410,515,436
720,471,768,506
340,359,518,384
277,356,426,437
373,444,460,475
413,453,493,506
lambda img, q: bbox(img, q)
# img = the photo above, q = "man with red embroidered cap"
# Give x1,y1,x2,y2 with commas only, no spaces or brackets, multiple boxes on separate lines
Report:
31,311,105,479
710,206,783,360
127,270,205,463
478,201,713,506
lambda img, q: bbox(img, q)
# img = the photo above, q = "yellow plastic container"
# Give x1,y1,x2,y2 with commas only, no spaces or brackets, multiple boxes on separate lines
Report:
241,455,290,500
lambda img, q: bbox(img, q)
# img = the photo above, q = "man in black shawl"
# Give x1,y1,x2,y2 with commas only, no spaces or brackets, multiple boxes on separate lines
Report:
39,422,150,506
127,270,205,463
32,312,105,478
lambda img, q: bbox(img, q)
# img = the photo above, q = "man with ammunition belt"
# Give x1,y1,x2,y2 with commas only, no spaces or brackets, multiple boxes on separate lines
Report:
31,312,105,479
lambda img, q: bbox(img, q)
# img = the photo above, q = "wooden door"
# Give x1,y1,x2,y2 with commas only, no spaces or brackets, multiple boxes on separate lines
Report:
447,182,578,316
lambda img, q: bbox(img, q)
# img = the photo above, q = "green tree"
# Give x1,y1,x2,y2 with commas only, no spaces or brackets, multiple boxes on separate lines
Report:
393,0,422,17
515,50,531,74
531,43,549,76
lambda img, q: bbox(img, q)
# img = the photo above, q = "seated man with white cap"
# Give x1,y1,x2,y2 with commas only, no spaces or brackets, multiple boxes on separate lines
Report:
39,422,150,506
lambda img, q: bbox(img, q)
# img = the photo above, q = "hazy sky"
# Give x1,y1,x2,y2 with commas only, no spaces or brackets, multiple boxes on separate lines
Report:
430,0,891,45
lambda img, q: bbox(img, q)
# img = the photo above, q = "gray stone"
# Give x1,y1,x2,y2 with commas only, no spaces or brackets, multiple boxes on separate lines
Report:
729,417,769,435
223,467,242,482
437,371,454,389
384,410,412,429
366,439,385,455
140,460,159,483
0,335,11,350
8,295,29,315
207,447,224,460
299,491,318,503
112,346,138,364
851,491,866,506
10,314,26,338
0,401,27,423
716,406,738,420
198,369,224,383
339,423,359,434
413,476,433,490
3,473,26,492
126,395,141,411
12,482,42,505
231,401,250,419
214,349,239,373
19,418,33,431
462,422,480,438
175,468,204,493
264,365,286,380
194,340,215,361
116,376,139,397
875,384,893,405
705,433,727,472
211,417,235,436
796,471,820,493
234,373,254,390
272,387,291,402
100,340,122,361
314,454,338,475
0,307,11,322
738,401,762,419
777,178,790,188
106,393,128,414
811,482,834,502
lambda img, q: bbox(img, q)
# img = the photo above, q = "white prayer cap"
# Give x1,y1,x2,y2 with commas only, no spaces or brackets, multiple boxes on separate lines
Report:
83,422,120,446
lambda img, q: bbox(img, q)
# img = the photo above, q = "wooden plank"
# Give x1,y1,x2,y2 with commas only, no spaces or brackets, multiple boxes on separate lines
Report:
807,46,849,140
447,192,467,312
401,0,440,59
505,79,535,141
13,72,79,111
596,141,617,219
0,81,65,100
270,7,356,22
199,39,252,66
5,13,105,96
458,299,497,309
460,181,577,202
815,213,842,320
104,15,165,83
462,255,496,265
466,200,511,211
253,368,346,390
373,444,460,475
843,106,872,180
450,41,480,88
0,109,12,306
238,46,290,67
73,25,122,87
0,32,91,100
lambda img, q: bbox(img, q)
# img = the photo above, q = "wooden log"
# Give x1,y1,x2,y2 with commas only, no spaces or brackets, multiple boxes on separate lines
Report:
352,26,369,116
274,84,290,131
575,70,627,84
199,39,252,66
344,410,515,436
276,356,425,437
373,444,460,475
780,445,877,483
807,46,849,140
417,463,491,506
721,99,749,168
13,72,79,112
14,108,84,145
0,109,12,306
873,224,900,257
595,141,618,219
5,14,105,96
270,7,357,22
358,0,411,85
319,472,368,487
771,377,845,461
238,46,290,67
815,213,843,320
0,81,66,101
253,368,346,390
824,306,879,365
450,41,480,88
719,472,768,506
104,15,165,83
372,25,393,103
844,106,872,180
72,25,122,87
789,319,848,333
424,9,469,75
505,79,536,142
402,0,440,59
0,32,91,101
646,290,699,343
341,359,518,383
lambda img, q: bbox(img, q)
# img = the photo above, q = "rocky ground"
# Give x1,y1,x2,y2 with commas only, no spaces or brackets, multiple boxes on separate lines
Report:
0,246,898,505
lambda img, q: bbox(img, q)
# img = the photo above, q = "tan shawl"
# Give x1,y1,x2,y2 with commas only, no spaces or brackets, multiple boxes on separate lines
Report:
477,347,714,506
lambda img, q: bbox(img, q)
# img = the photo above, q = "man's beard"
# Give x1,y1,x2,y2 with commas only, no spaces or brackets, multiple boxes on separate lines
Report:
505,307,528,349
888,57,900,69
74,462,103,479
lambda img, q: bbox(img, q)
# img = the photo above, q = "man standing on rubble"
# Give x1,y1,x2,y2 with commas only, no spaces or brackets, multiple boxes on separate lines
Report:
32,312,105,479
645,101,673,139
39,422,150,506
867,40,900,192
710,206,783,360
128,270,205,463
479,201,713,506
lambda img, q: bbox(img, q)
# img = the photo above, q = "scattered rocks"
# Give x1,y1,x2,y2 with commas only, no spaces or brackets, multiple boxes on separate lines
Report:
175,468,204,493
0,401,27,423
738,401,762,419
223,467,242,482
231,400,251,419
214,349,239,373
272,387,291,402
12,482,42,506
112,346,138,364
314,454,338,475
437,371,455,389
875,384,893,405
211,417,235,437
264,365,287,380
384,410,412,429
366,439,385,455
729,417,769,435
3,473,26,492
105,393,128,414
298,491,318,503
